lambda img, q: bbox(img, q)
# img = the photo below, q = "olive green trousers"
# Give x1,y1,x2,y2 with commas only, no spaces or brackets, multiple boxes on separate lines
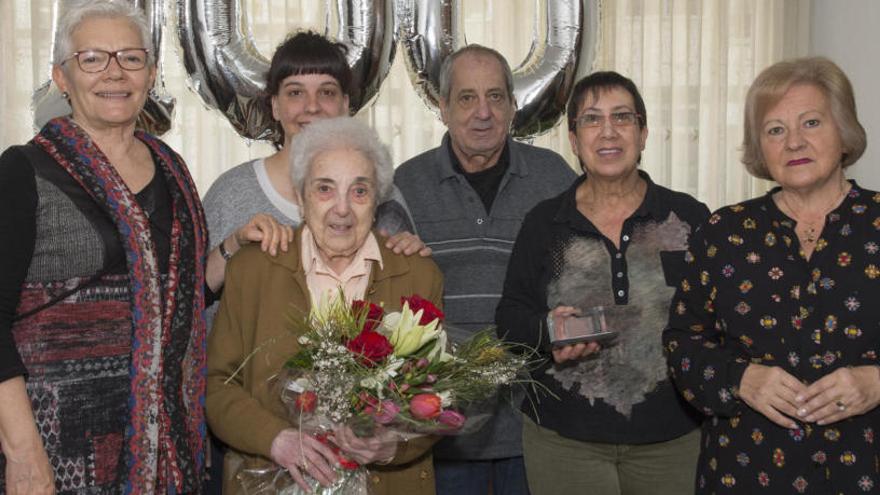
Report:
522,414,700,495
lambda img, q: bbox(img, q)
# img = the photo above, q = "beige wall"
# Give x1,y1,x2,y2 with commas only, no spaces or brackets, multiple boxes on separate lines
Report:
811,0,880,189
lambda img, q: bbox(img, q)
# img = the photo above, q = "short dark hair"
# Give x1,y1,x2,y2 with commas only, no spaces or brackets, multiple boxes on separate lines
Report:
263,31,353,146
567,71,647,132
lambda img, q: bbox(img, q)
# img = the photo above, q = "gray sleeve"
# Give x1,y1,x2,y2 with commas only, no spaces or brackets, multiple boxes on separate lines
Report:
202,180,234,250
375,184,417,236
202,162,262,250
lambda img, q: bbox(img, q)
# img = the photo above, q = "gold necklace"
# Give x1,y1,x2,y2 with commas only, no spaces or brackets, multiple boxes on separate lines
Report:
777,182,849,245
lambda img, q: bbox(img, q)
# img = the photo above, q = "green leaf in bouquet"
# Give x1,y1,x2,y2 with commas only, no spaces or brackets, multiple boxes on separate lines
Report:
284,350,313,370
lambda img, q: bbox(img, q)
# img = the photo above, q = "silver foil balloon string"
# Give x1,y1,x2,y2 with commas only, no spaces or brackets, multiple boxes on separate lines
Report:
32,0,175,136
398,0,597,138
176,0,397,142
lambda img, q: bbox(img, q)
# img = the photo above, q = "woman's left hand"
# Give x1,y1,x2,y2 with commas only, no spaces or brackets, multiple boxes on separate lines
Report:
234,213,294,257
333,426,398,465
796,366,880,425
382,230,431,257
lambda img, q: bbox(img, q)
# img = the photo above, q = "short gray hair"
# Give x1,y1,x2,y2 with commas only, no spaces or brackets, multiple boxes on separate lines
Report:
53,0,154,67
438,44,515,103
290,117,394,203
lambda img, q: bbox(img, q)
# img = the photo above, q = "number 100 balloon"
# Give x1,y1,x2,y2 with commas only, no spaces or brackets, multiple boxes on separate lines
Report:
33,0,597,140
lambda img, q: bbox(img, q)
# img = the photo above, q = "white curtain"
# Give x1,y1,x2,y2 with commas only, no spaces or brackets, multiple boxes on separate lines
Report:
0,0,809,209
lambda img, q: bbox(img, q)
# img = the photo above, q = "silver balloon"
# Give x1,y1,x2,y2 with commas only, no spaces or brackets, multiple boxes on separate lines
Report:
398,0,597,138
177,0,397,141
32,0,175,136
396,0,461,113
134,0,176,135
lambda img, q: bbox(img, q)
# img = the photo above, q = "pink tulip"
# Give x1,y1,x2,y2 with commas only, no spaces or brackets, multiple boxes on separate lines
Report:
437,409,466,430
410,393,442,420
373,400,401,424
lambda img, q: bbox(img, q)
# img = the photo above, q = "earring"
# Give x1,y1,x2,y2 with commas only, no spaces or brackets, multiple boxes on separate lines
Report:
62,92,69,100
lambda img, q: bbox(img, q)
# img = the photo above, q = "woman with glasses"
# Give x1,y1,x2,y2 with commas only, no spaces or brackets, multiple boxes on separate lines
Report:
495,71,708,495
0,1,286,493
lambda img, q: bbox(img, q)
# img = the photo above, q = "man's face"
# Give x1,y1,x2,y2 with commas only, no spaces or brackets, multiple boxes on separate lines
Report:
440,52,515,170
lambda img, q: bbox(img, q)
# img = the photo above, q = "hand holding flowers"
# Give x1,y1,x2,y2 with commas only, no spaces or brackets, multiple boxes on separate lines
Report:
242,291,529,494
269,428,338,491
332,425,397,465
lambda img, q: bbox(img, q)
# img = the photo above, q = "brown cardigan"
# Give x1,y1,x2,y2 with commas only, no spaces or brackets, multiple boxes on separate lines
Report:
207,227,444,494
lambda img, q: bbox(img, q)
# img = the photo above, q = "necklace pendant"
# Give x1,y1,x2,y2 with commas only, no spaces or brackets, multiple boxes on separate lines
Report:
804,227,817,244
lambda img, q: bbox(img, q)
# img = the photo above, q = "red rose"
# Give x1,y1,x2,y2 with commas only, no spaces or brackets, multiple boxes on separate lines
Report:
347,330,393,366
401,295,444,325
352,300,384,332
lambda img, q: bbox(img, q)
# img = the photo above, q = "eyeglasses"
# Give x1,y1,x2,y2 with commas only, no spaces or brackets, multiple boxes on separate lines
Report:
61,49,150,73
574,112,642,129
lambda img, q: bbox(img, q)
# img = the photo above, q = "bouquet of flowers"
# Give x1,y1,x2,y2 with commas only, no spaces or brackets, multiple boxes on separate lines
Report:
238,292,529,494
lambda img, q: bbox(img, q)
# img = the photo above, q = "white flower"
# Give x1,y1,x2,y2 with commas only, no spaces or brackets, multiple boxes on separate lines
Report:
427,331,454,363
360,376,375,388
438,391,453,407
383,356,405,377
381,303,442,357
297,335,310,345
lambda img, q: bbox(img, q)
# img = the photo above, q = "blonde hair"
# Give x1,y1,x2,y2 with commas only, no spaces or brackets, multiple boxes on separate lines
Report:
741,56,865,180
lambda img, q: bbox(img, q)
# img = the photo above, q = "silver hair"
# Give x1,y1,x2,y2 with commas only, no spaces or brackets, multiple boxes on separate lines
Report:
53,0,154,67
290,117,394,203
438,44,515,103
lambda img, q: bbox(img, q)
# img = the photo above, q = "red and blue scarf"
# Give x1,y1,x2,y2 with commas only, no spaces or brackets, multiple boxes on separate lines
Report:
34,116,207,494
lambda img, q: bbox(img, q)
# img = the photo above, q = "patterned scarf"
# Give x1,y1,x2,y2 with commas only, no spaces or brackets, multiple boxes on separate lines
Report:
33,116,207,494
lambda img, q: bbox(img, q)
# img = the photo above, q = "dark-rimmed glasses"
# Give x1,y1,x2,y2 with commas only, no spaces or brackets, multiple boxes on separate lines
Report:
574,112,642,129
61,49,150,73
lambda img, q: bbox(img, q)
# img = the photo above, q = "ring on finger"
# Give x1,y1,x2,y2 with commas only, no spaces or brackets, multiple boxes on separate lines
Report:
835,400,847,412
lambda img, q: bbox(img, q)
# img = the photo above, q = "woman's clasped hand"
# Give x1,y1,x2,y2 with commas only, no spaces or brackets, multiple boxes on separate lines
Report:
740,364,880,428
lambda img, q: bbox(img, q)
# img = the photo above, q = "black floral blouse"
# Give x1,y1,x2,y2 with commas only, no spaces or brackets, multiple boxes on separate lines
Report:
663,182,880,494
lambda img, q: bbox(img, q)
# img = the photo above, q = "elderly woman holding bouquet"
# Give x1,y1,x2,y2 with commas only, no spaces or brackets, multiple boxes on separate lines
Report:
207,116,443,494
664,57,880,493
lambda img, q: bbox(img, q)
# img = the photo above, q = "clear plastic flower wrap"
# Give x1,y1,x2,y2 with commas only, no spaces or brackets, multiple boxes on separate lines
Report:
237,292,529,494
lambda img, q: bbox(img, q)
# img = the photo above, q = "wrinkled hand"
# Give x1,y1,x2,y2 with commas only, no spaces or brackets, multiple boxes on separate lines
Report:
333,426,397,465
4,444,55,495
795,366,880,425
270,429,338,492
549,306,600,364
381,230,431,257
739,364,807,429
234,213,293,257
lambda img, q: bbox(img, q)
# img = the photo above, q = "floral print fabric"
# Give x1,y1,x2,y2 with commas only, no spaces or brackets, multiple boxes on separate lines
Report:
663,182,880,494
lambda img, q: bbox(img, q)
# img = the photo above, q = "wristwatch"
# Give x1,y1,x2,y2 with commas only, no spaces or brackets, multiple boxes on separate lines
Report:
219,238,234,261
